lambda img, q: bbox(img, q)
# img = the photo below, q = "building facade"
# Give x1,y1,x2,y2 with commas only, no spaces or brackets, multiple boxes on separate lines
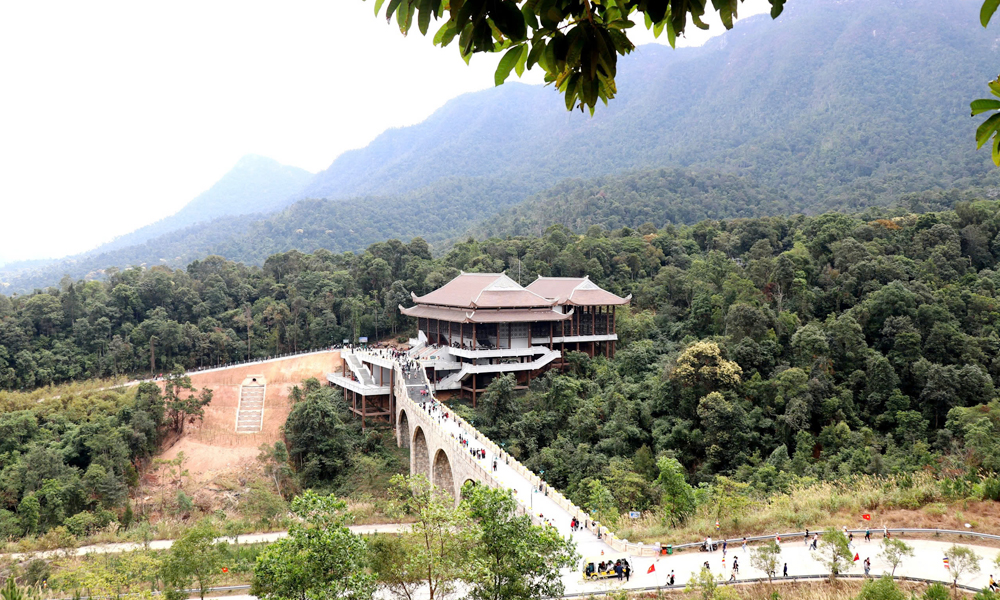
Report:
400,272,630,404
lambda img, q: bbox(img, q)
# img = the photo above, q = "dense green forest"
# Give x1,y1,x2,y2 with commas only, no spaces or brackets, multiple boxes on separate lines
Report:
9,198,1000,538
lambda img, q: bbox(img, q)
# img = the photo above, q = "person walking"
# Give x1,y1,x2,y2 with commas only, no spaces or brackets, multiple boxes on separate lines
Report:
723,539,728,556
733,557,739,574
729,567,737,582
742,537,748,553
865,527,871,542
783,563,788,578
625,562,631,582
864,558,871,577
804,529,810,546
669,570,675,586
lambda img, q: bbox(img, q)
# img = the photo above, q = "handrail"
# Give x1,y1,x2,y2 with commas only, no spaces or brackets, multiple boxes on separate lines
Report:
49,570,984,600
668,527,1000,551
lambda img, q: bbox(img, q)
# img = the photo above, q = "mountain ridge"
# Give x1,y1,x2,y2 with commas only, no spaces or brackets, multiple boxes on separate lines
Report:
92,154,313,254
2,0,997,292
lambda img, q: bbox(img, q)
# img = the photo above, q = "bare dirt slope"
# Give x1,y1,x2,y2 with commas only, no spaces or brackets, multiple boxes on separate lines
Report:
159,351,342,482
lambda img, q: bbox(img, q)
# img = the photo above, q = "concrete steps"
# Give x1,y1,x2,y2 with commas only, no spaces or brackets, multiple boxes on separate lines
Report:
236,381,265,433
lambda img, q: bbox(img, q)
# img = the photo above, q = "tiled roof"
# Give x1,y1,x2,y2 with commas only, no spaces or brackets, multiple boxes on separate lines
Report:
525,276,630,306
411,272,555,308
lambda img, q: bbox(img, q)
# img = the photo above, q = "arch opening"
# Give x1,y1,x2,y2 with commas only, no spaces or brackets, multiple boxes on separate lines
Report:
412,427,430,478
432,448,456,500
398,409,410,448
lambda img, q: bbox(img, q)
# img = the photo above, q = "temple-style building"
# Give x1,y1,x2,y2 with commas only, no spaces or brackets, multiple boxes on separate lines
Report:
325,272,631,423
400,272,630,403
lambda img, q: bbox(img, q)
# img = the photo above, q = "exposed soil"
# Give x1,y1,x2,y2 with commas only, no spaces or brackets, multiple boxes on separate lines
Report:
156,352,342,483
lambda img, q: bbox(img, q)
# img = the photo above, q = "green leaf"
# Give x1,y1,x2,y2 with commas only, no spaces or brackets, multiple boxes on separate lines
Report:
514,44,528,76
417,0,434,35
971,98,1000,116
374,0,387,17
433,22,453,45
983,0,1000,27
385,0,403,19
993,134,1000,165
494,45,521,85
989,77,1000,98
975,113,1000,149
526,39,545,68
492,0,527,40
770,0,785,19
566,29,586,67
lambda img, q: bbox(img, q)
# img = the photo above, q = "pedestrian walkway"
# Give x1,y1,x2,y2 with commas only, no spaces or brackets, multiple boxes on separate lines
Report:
403,368,614,560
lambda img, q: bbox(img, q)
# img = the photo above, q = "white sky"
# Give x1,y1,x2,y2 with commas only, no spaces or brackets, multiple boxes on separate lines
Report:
0,0,770,265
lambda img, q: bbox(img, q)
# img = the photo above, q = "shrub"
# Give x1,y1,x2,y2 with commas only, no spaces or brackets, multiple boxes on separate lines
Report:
63,512,97,537
24,559,50,586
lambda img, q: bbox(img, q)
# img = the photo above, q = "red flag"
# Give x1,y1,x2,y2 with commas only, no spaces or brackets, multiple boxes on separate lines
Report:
222,567,229,573
648,564,656,574
862,514,871,521
854,553,860,562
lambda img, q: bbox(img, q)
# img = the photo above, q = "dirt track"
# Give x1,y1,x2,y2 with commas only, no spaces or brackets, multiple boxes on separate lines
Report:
159,351,342,481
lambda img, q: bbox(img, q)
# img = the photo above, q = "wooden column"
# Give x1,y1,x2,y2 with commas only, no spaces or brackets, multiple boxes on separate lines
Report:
472,374,477,408
549,321,553,349
390,368,395,427
362,394,367,431
612,306,616,333
592,305,596,336
472,323,477,349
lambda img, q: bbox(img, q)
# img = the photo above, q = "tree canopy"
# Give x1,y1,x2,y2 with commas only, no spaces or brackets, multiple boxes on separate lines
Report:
371,0,786,112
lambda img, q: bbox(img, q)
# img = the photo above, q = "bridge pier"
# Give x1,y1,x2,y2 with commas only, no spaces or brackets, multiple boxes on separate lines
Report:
398,403,480,504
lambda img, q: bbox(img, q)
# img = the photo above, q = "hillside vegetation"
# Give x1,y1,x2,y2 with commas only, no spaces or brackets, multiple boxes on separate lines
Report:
4,197,1000,518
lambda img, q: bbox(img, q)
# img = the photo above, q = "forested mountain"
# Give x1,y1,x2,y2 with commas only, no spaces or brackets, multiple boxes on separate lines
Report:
84,155,313,253
0,177,533,292
473,169,794,239
3,0,997,293
302,0,996,208
0,156,313,289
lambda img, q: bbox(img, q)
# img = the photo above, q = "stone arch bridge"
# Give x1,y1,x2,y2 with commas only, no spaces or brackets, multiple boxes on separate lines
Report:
393,371,495,502
333,350,629,559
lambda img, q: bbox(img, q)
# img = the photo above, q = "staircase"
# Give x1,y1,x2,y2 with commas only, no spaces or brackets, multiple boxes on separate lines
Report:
434,347,563,390
236,380,266,433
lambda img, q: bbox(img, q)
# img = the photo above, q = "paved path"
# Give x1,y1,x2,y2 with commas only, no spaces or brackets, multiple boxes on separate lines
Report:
403,357,614,561
209,537,1000,600
3,523,409,561
569,536,1000,593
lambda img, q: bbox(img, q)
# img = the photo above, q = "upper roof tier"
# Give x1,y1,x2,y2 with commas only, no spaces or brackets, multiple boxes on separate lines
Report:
525,276,631,306
411,272,555,309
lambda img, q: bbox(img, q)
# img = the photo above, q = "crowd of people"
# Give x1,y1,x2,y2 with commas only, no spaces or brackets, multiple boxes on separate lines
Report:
585,558,632,581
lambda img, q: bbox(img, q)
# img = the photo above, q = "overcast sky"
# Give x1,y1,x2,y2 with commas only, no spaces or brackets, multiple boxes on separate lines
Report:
0,0,770,265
